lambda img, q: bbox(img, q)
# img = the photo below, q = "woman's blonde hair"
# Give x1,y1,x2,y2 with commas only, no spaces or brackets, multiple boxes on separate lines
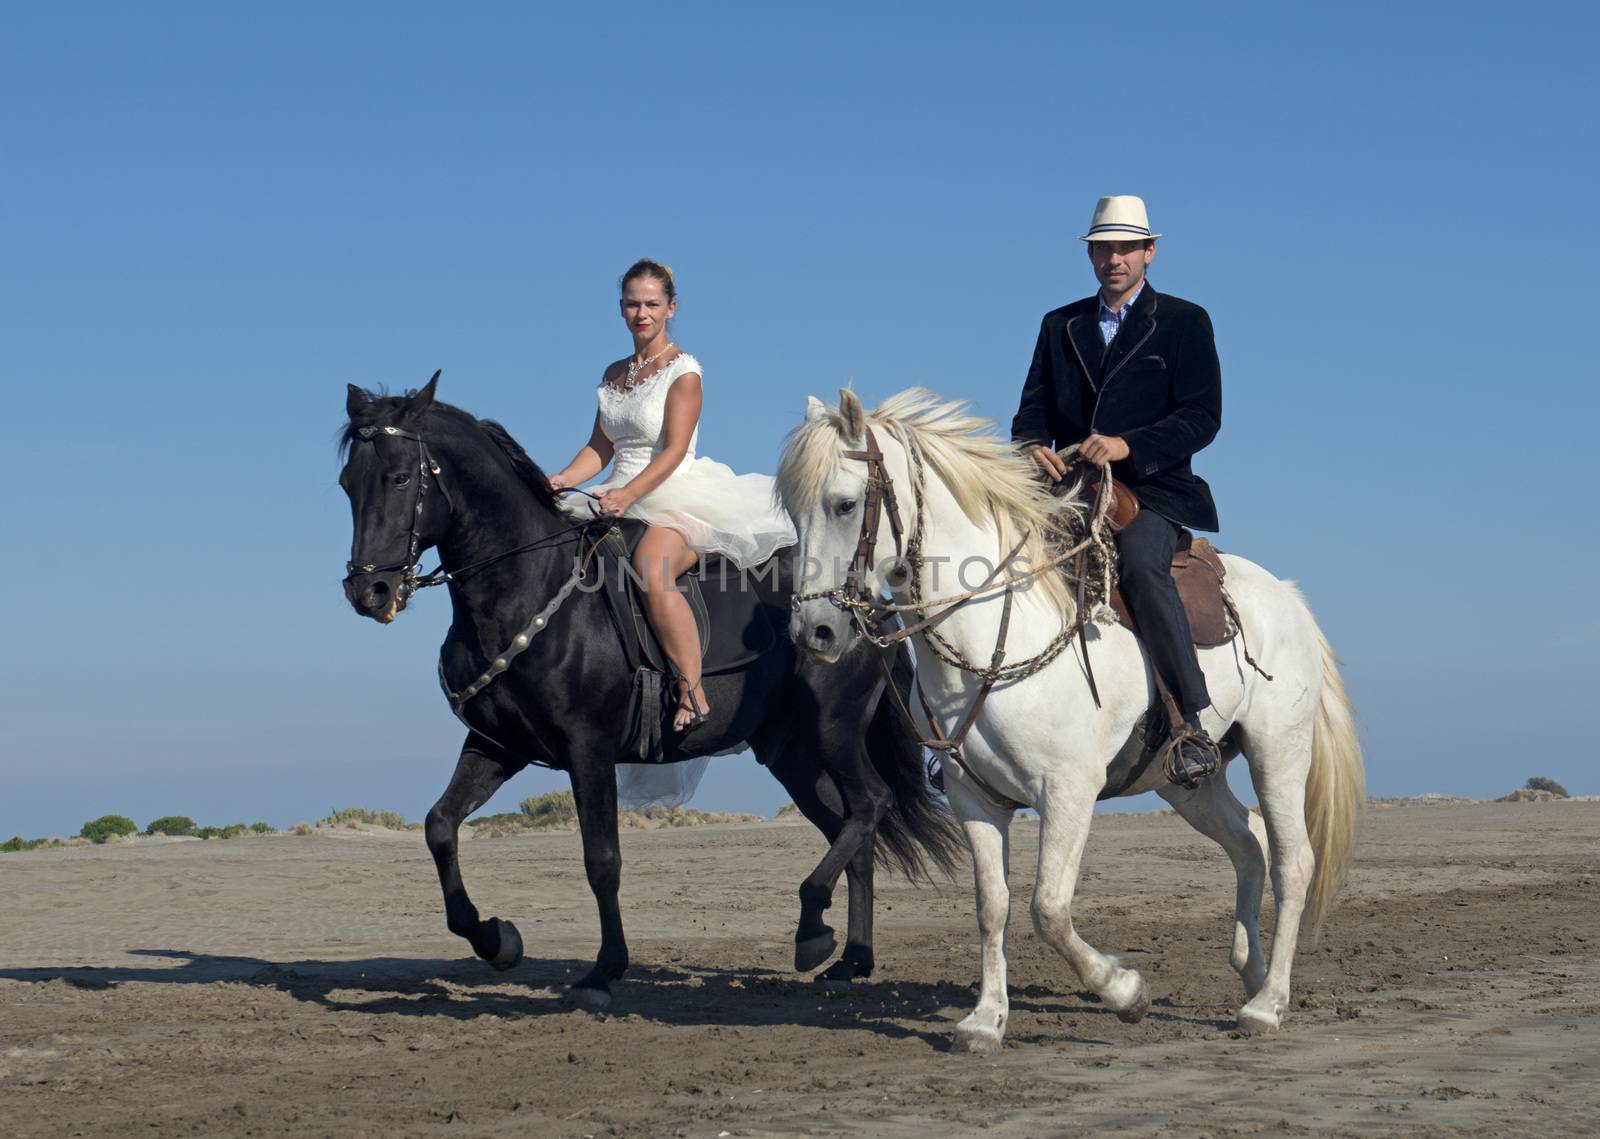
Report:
620,258,676,302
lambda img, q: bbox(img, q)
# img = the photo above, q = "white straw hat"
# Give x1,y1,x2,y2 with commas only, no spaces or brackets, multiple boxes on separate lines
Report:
1079,195,1161,243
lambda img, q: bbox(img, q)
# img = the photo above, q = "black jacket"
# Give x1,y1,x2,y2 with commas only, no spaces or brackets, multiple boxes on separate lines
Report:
1011,284,1221,531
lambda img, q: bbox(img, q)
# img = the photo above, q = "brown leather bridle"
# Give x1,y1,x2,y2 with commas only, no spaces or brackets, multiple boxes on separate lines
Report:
816,424,907,613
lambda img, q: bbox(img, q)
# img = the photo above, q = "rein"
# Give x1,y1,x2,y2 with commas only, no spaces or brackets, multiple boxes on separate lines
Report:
344,423,600,595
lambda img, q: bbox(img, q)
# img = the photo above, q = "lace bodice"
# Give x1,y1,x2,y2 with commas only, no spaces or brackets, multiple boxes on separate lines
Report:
596,353,701,482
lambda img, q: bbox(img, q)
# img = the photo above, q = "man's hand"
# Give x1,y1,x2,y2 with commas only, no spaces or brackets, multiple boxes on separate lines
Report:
1079,434,1130,468
1025,443,1069,483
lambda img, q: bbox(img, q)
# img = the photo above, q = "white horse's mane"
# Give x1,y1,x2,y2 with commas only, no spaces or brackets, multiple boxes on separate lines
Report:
778,387,1086,621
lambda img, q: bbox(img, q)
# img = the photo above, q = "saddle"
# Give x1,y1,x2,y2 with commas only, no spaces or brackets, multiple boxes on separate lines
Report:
585,519,786,761
1110,531,1234,647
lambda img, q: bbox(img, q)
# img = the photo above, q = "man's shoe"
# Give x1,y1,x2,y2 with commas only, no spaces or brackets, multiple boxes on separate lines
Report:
1163,724,1220,789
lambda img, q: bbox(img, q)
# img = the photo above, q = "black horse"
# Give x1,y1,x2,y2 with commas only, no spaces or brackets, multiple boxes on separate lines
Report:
339,374,960,1009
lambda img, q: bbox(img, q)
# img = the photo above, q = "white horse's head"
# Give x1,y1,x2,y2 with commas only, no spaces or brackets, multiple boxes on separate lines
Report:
778,389,890,662
779,386,1082,664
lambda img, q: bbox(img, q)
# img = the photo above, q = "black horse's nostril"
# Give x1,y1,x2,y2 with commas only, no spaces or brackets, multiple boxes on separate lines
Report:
369,580,391,601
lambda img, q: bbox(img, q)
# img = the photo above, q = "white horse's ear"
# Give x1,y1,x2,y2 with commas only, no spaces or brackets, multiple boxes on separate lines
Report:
839,388,866,442
804,395,828,420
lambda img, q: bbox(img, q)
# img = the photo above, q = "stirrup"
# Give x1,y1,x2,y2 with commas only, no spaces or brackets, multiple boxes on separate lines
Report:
673,680,710,732
1161,726,1220,789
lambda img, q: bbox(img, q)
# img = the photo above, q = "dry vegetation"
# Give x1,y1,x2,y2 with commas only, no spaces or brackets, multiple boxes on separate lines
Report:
468,790,764,839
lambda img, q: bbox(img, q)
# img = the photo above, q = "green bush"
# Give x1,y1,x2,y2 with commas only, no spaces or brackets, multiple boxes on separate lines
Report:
519,790,577,830
219,823,247,839
1,836,46,853
79,815,138,844
1525,776,1569,798
249,822,275,834
145,815,197,837
194,826,223,840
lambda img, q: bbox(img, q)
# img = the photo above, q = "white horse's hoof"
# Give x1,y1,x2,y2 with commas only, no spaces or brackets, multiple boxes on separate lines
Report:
950,1022,1004,1054
569,985,612,1013
1236,1002,1280,1035
1103,967,1148,1024
1114,982,1150,1025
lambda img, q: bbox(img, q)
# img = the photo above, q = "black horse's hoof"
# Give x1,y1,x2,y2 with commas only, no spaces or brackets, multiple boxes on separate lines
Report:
483,918,524,971
815,955,871,989
794,929,837,973
568,984,612,1013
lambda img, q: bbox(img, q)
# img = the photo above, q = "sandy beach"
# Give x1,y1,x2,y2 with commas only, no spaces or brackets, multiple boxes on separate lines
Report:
1,800,1595,1137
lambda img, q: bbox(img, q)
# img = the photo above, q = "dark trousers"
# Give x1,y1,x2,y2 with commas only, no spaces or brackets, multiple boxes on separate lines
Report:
1114,510,1211,719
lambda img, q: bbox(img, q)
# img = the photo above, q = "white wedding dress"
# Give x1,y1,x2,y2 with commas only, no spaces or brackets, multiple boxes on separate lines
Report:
579,352,795,568
569,351,795,809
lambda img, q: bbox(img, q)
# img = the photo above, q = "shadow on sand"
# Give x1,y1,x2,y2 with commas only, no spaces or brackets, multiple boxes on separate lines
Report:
0,948,1232,1046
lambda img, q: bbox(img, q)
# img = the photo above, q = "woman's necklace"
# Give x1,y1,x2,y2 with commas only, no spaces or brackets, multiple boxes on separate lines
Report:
619,343,676,391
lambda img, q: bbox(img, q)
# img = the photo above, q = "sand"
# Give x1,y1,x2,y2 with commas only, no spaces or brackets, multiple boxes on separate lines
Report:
1,801,1595,1137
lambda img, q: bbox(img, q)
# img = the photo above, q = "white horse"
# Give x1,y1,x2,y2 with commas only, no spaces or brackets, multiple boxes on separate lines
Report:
779,388,1363,1051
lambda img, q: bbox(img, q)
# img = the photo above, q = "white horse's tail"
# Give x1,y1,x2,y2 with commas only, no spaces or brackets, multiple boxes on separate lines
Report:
1299,597,1365,933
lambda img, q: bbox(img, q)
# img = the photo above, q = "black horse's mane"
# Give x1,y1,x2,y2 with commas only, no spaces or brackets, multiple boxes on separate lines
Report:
474,416,562,512
341,388,561,513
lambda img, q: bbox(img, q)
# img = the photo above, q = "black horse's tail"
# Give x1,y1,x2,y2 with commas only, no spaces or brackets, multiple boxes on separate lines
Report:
865,643,965,882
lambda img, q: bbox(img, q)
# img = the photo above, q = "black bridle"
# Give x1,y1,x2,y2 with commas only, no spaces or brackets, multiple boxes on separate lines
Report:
343,424,454,606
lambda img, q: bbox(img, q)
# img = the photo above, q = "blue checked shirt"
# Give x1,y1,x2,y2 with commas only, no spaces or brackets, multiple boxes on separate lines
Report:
1097,282,1145,345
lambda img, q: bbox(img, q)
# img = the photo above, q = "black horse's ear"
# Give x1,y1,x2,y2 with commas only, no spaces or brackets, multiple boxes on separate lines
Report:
346,383,371,419
405,370,441,421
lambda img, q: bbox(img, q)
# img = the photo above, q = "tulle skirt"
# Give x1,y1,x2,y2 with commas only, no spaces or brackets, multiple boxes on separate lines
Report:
615,756,711,810
580,456,795,569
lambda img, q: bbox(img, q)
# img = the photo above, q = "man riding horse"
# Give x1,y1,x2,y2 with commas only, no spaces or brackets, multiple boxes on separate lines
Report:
1012,195,1222,787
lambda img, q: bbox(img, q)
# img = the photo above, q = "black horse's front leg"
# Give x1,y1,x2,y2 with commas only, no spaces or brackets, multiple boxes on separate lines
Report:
763,747,879,982
567,755,627,1010
791,755,890,974
825,832,878,983
424,734,528,970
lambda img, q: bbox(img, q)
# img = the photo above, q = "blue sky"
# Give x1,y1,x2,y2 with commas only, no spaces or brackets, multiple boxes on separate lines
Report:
3,3,1595,838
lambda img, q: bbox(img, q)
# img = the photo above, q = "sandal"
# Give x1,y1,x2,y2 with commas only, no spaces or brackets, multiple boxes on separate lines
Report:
673,680,711,732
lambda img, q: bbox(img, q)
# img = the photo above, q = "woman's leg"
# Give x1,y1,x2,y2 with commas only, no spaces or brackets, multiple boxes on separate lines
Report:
632,526,710,728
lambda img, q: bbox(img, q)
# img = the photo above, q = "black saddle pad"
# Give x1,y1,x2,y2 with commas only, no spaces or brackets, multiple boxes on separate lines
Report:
588,519,786,676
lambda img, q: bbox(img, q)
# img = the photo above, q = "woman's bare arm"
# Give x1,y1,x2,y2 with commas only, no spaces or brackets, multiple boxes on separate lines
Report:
550,410,614,490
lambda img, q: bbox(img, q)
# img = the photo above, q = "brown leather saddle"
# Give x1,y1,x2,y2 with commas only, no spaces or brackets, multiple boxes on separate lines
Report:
1110,531,1233,647
1054,465,1233,647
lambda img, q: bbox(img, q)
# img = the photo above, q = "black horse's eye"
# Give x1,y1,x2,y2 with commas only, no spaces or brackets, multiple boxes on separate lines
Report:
393,473,412,489
835,498,858,517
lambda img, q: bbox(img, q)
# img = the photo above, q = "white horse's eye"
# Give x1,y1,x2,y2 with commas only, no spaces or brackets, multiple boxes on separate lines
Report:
834,499,858,517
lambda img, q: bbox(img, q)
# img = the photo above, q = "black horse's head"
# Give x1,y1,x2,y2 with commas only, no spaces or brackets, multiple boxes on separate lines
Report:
339,371,453,623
